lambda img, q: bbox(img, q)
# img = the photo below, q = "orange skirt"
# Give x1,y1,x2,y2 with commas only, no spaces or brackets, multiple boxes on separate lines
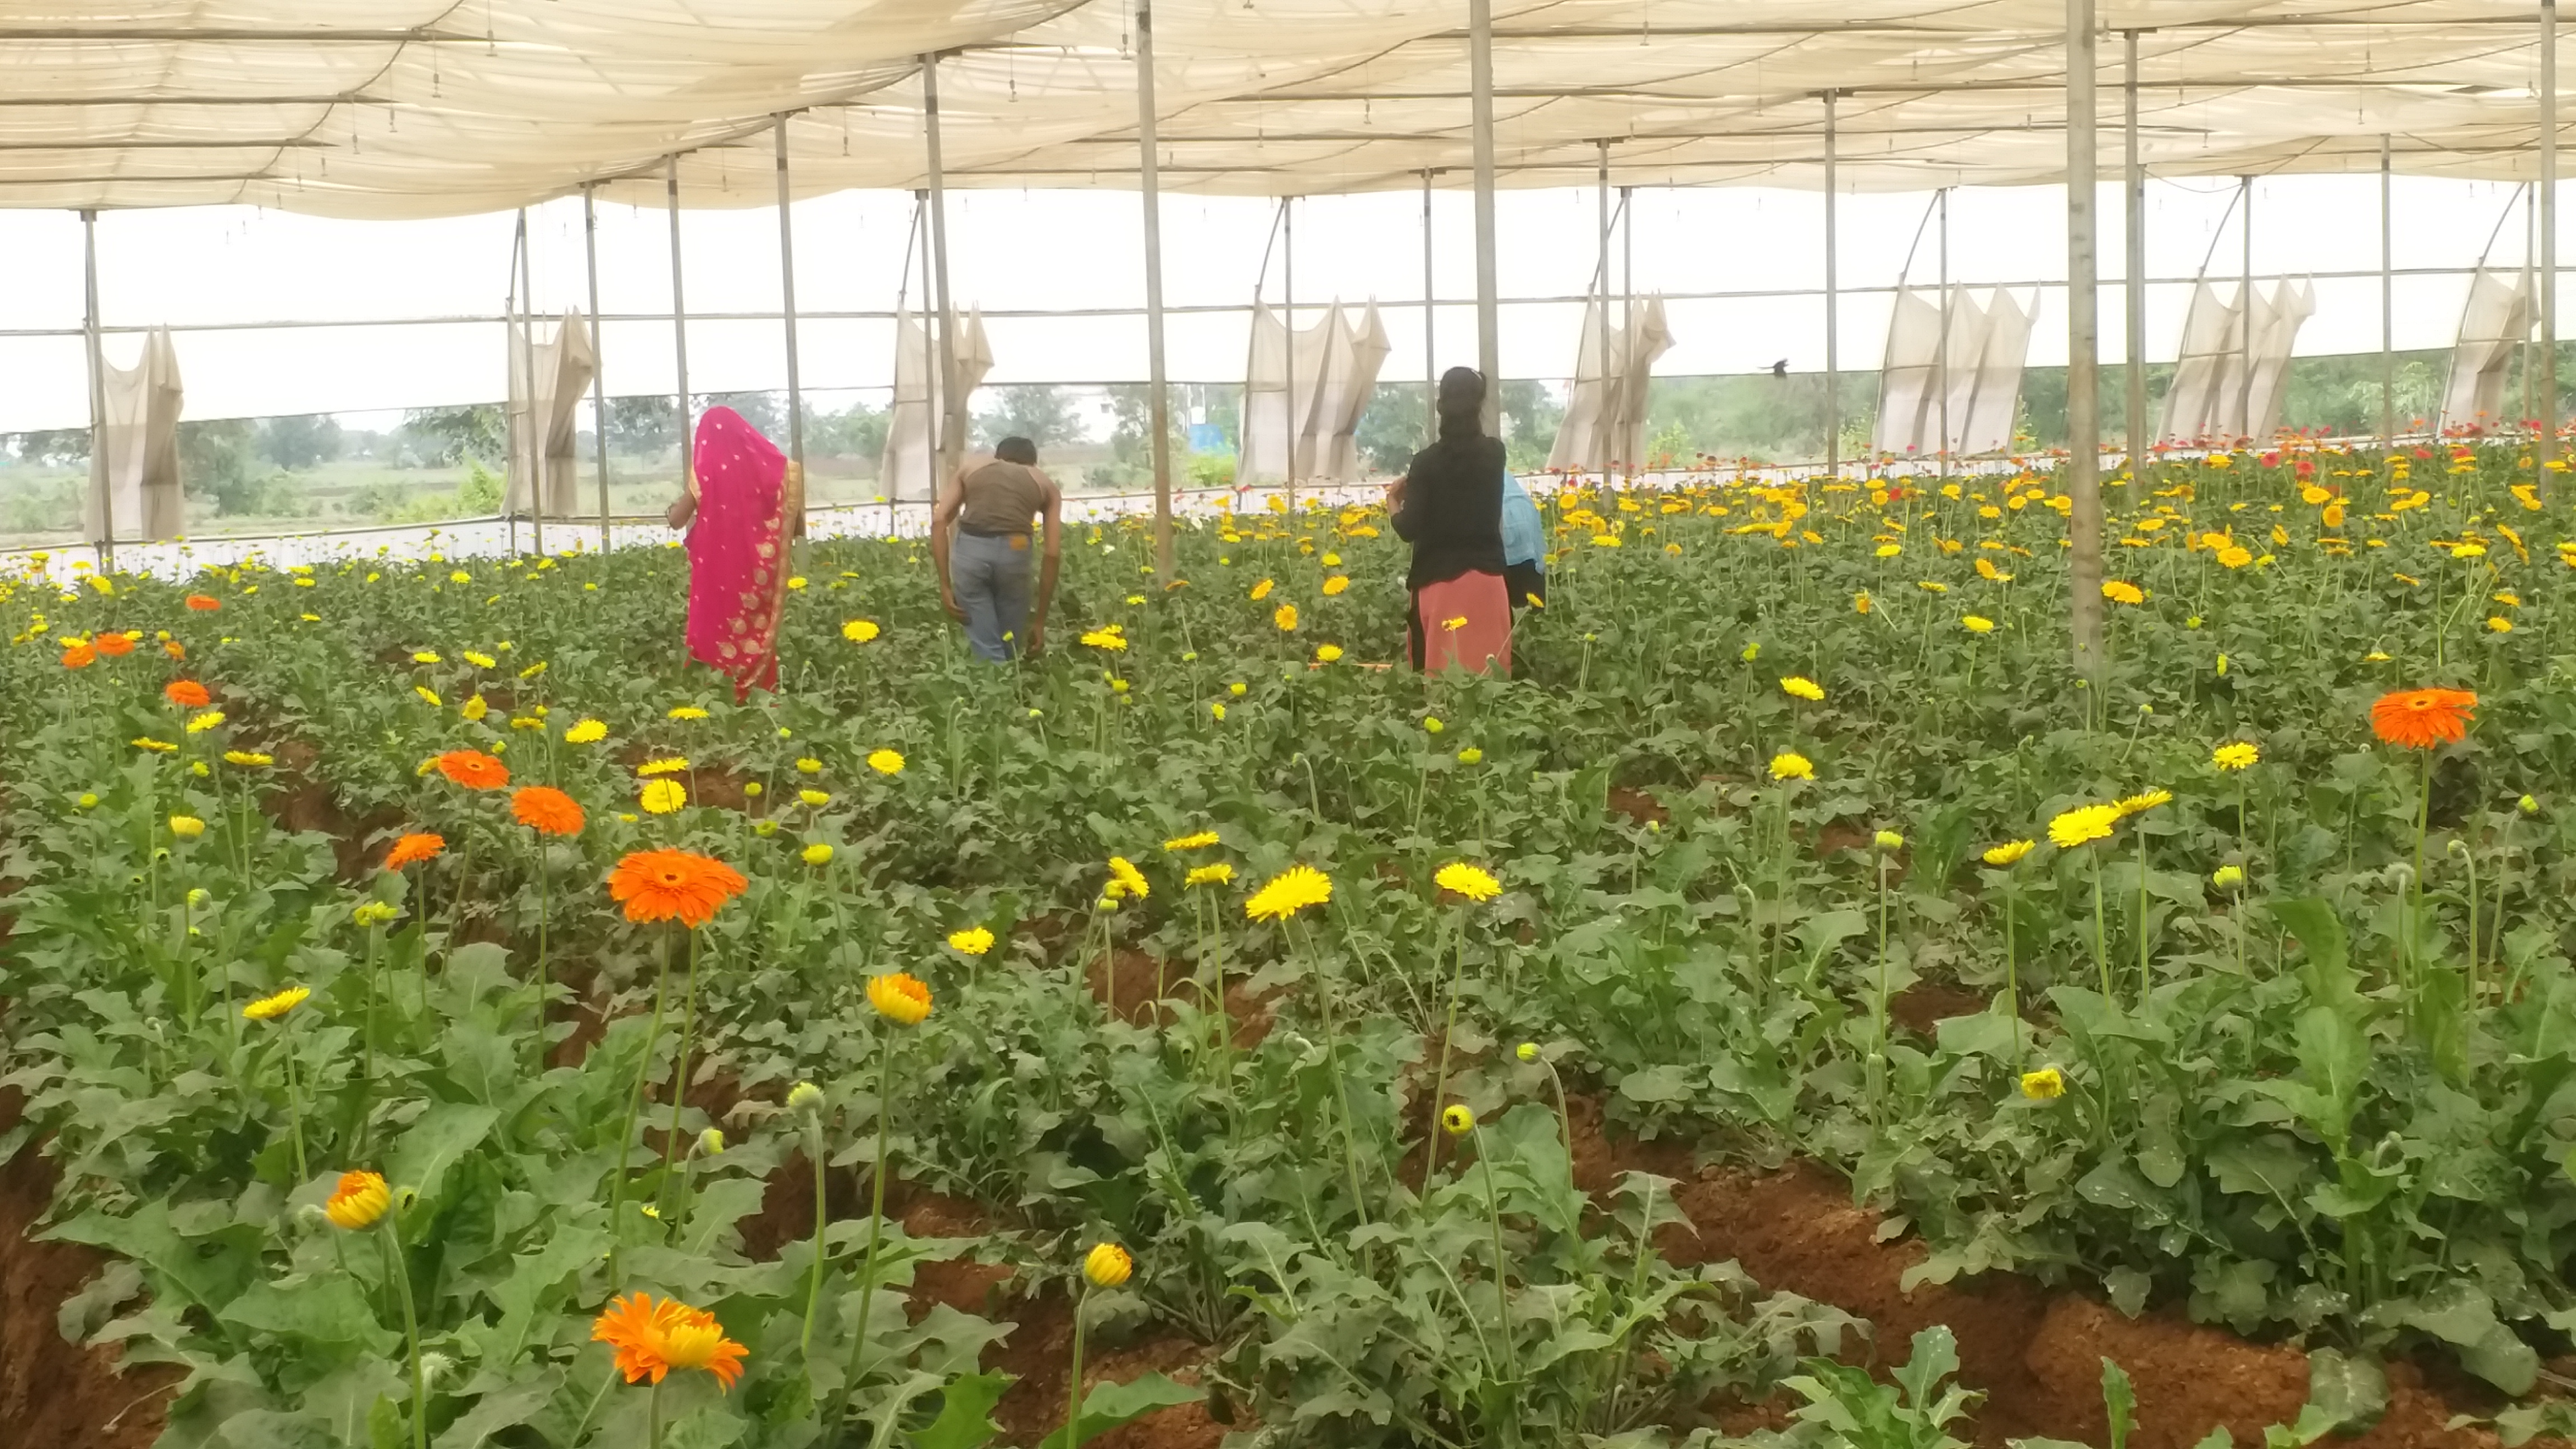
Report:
1412,571,1512,675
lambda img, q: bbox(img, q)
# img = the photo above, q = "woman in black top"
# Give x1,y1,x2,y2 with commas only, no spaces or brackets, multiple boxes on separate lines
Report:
1387,367,1513,673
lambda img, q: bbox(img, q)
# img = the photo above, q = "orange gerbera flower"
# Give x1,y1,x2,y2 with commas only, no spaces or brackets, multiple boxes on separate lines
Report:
383,832,446,870
183,593,222,612
94,632,135,658
60,642,96,669
164,679,211,709
590,1292,747,1392
2370,688,2478,750
433,749,510,790
510,785,585,837
608,849,747,928
163,640,187,661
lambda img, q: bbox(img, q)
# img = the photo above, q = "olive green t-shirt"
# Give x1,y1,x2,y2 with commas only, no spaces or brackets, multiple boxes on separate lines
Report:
959,460,1045,536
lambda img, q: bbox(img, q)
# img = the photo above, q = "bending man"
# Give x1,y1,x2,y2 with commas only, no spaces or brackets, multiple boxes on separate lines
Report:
932,435,1063,662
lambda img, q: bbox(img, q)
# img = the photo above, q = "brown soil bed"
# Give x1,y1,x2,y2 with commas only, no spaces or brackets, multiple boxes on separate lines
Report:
0,1091,181,1449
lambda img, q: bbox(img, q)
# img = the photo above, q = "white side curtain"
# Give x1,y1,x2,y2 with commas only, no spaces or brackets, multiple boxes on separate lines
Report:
1307,302,1391,482
1546,293,1675,474
1873,288,2018,457
1239,302,1344,484
882,306,993,503
1960,288,2033,456
2158,278,2312,444
2158,281,2239,444
87,328,185,543
2441,268,2530,434
505,310,596,519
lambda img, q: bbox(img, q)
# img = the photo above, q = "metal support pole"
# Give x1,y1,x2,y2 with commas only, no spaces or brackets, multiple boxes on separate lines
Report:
2238,174,2253,442
1424,170,1437,441
1594,145,1611,482
584,184,610,551
1137,0,1175,577
2543,0,2559,462
1824,91,1840,475
1284,196,1297,509
775,116,807,507
914,195,936,512
1617,180,1638,479
668,158,693,497
2124,30,2147,468
1470,0,1501,437
2381,136,2395,446
81,209,111,570
1622,183,1635,480
2067,0,2105,677
1938,189,1952,475
517,207,543,555
923,53,961,497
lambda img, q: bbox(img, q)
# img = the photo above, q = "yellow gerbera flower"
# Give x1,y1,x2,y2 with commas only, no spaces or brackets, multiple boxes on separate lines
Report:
1434,862,1502,902
1108,856,1151,899
2048,803,2122,849
2211,742,2259,770
1982,840,2035,866
1244,864,1332,922
1769,751,1814,781
867,749,905,776
1779,676,1825,702
243,985,311,1021
640,779,688,814
947,926,996,956
1163,831,1220,852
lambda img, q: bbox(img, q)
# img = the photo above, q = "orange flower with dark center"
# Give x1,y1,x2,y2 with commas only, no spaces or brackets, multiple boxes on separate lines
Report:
433,750,510,790
60,643,96,669
164,679,211,709
183,594,221,612
94,633,134,658
511,785,585,837
591,1292,748,1391
609,849,747,928
383,832,446,870
2370,688,2478,750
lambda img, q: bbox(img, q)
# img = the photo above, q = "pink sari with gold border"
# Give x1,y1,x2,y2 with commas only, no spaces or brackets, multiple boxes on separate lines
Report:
684,407,801,698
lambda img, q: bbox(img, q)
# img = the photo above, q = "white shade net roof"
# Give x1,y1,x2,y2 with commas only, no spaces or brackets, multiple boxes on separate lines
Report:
7,1,2574,219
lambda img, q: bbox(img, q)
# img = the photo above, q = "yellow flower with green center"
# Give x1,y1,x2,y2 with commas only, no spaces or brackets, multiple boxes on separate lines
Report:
947,926,995,955
2211,742,2260,770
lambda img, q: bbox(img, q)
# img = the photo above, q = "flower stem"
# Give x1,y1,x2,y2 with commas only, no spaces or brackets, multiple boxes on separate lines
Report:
2003,879,2020,1071
1470,1126,1521,1410
2135,825,2151,1006
380,1216,427,1449
281,1020,309,1183
1064,1281,1092,1449
1422,911,1466,1183
2092,853,2111,1002
799,1111,829,1362
606,930,675,1291
656,930,703,1220
843,1027,899,1409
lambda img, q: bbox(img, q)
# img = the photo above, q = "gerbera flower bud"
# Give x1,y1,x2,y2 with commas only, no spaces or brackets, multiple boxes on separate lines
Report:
1083,1243,1134,1289
1441,1104,1475,1136
325,1170,391,1230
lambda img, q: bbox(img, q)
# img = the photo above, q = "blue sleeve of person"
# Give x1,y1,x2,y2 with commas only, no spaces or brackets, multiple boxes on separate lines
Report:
1499,472,1546,572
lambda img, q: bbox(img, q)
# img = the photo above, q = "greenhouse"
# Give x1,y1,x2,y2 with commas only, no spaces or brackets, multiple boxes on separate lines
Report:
3,4,2575,1449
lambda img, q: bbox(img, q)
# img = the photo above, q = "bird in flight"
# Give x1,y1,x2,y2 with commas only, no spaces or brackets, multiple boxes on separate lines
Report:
1769,359,1789,377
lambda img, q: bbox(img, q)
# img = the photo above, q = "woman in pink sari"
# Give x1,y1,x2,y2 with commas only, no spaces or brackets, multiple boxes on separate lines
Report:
665,407,804,698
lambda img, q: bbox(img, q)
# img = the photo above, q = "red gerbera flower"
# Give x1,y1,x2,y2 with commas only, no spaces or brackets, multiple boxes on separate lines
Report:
2370,688,2478,750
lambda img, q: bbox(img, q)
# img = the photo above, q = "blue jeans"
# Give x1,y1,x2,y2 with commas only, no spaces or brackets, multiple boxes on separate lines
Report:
952,530,1033,662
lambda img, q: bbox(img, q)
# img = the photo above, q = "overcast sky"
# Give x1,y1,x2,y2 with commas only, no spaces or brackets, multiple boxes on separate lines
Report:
0,171,2547,435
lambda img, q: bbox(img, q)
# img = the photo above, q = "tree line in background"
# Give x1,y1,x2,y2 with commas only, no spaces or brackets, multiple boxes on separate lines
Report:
0,348,2544,534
